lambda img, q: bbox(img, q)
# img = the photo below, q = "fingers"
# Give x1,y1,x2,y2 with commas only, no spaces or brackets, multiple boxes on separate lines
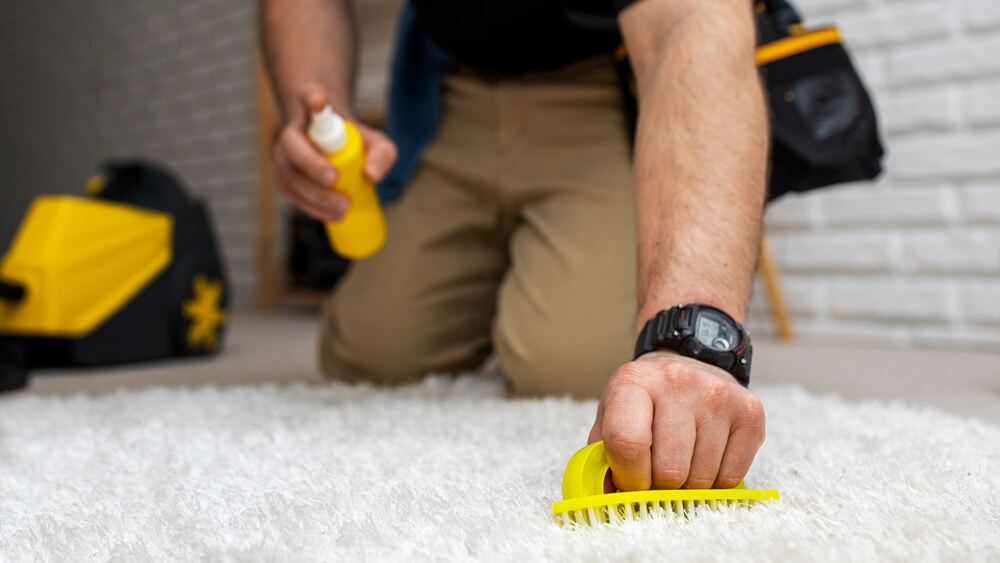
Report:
600,378,653,492
274,84,401,221
650,403,695,489
286,85,397,186
683,419,728,489
287,163,349,222
715,426,763,489
593,352,767,493
281,126,337,187
273,166,312,213
715,398,766,488
587,402,604,445
589,403,615,493
274,149,349,222
359,127,399,183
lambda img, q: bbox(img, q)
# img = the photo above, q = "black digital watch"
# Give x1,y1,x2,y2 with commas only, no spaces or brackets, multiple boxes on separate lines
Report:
633,304,752,387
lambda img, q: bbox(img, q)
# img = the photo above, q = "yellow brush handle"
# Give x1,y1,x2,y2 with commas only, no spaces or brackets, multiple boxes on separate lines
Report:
561,441,612,500
561,441,746,500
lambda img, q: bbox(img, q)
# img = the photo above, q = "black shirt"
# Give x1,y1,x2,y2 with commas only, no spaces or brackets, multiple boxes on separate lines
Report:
410,0,640,75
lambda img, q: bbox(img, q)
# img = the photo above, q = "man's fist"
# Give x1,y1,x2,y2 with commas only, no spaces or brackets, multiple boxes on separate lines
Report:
272,83,398,223
588,349,765,492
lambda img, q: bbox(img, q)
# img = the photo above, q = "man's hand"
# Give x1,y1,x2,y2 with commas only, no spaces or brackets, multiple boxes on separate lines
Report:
588,350,765,491
272,83,398,223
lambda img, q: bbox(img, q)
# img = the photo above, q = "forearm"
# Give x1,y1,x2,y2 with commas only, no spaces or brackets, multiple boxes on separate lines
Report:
258,0,357,119
627,5,767,328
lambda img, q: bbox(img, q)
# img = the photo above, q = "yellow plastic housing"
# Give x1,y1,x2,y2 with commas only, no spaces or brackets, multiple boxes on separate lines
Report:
0,196,173,337
552,441,779,526
323,121,387,259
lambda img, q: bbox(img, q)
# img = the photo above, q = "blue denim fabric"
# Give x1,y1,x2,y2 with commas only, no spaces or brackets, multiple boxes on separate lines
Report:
376,4,456,204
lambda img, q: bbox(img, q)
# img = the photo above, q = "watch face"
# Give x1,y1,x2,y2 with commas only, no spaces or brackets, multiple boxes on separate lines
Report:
695,311,737,351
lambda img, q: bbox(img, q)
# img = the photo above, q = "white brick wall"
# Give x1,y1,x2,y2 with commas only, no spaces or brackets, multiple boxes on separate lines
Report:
964,79,1000,127
752,0,1000,351
962,0,1000,32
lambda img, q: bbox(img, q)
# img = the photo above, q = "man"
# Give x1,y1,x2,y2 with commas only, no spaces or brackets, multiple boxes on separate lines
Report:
261,0,768,493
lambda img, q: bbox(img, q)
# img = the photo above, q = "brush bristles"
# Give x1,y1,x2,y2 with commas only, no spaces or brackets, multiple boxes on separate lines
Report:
555,498,758,526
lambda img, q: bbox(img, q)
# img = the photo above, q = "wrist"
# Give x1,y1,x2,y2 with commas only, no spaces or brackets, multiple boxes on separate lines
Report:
634,349,745,385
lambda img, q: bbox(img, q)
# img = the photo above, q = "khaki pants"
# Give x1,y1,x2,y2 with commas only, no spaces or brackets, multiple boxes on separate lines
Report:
319,56,637,398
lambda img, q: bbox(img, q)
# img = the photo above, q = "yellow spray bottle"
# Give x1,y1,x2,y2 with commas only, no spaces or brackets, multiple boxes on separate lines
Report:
308,106,387,259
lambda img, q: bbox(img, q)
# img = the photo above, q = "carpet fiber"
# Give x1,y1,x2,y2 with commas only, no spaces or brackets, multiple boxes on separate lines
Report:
2,376,998,561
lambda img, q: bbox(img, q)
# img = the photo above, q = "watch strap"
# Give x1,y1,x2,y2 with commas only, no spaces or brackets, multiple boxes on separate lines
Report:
633,305,752,387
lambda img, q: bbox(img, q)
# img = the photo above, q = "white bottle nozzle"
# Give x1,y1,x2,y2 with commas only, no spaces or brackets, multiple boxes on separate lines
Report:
309,106,348,154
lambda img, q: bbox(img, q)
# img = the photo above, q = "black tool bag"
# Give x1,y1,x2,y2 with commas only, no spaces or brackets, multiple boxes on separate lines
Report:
611,0,884,202
756,0,884,201
0,161,230,392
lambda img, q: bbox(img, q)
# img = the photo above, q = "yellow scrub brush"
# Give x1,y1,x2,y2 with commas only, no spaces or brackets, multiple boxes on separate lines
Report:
552,441,779,526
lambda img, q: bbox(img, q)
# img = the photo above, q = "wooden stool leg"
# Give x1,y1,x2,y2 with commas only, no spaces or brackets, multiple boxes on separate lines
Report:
758,233,795,342
255,52,280,313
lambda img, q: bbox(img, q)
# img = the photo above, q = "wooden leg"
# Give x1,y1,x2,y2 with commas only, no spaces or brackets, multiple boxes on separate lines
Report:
758,233,794,342
255,52,280,313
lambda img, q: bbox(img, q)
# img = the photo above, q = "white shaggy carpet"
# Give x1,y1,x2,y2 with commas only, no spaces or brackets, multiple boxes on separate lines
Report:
2,375,999,562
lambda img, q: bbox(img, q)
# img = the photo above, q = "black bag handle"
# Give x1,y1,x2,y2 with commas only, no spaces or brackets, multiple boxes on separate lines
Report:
759,0,803,33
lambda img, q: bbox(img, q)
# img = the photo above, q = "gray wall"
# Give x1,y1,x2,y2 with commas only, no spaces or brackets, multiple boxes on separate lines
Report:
0,1,257,303
0,0,403,307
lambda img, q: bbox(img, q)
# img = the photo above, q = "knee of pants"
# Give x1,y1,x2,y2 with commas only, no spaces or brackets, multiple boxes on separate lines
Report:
318,289,492,386
494,313,631,400
318,295,429,385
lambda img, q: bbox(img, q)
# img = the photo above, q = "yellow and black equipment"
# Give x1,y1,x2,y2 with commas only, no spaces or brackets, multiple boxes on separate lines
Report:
0,161,230,391
610,0,884,202
753,0,883,200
